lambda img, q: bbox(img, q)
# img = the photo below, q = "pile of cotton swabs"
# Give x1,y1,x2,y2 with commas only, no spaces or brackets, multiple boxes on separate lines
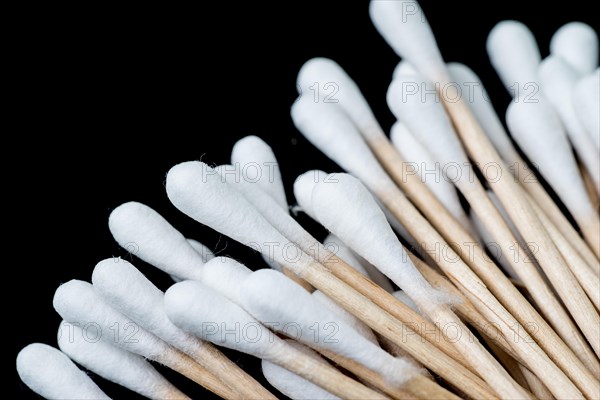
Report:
16,1,600,399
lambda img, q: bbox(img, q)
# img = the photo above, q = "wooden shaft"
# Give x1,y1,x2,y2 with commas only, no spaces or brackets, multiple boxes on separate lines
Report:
429,305,532,399
410,254,523,363
520,366,555,400
444,98,600,358
319,349,459,400
528,189,600,314
484,338,531,392
276,340,390,400
580,159,600,211
194,342,278,400
297,261,498,400
367,135,600,399
514,155,599,271
322,255,471,371
580,216,600,263
466,179,600,368
158,349,241,400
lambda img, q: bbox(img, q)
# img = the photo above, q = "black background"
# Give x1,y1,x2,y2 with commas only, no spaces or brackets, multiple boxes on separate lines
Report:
15,1,598,399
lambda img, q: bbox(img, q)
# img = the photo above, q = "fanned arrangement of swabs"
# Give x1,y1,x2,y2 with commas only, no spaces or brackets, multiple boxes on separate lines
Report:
16,1,600,399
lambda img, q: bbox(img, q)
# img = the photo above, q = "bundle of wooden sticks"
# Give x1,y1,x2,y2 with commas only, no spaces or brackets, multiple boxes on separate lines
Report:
17,1,599,399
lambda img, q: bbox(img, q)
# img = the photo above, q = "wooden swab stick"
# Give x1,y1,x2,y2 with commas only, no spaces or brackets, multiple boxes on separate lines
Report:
91,258,277,400
166,161,497,400
447,62,600,269
52,280,239,399
370,0,600,377
165,280,389,400
58,321,189,400
17,343,110,400
261,341,344,400
292,95,587,399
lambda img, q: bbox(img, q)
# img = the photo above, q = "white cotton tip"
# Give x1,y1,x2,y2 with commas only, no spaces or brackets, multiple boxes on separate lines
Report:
572,70,600,149
201,256,252,304
392,61,417,79
187,239,215,263
297,58,383,140
293,170,329,221
164,280,284,360
369,0,447,82
216,163,322,261
262,347,340,400
291,96,393,191
312,290,379,344
312,173,455,309
392,291,420,314
109,202,204,281
471,193,523,283
387,76,470,178
241,269,417,387
550,22,599,75
447,63,519,163
323,233,394,293
166,161,306,274
538,56,600,190
92,258,210,360
506,96,593,217
231,135,288,209
390,121,472,230
57,321,187,400
53,280,169,360
486,20,541,94
16,343,109,400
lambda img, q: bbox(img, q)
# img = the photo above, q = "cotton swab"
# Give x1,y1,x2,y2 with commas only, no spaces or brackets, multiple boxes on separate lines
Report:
572,70,600,150
109,202,205,281
369,2,600,395
311,289,379,344
52,279,237,399
241,269,418,386
17,343,110,400
231,135,288,209
216,163,468,368
539,56,600,193
323,233,394,293
310,173,538,399
506,93,599,257
389,121,474,233
57,321,189,400
241,269,459,400
201,256,252,304
486,20,542,95
164,280,387,400
296,170,421,264
550,22,599,75
448,61,600,267
166,160,495,399
262,341,340,400
91,258,275,400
